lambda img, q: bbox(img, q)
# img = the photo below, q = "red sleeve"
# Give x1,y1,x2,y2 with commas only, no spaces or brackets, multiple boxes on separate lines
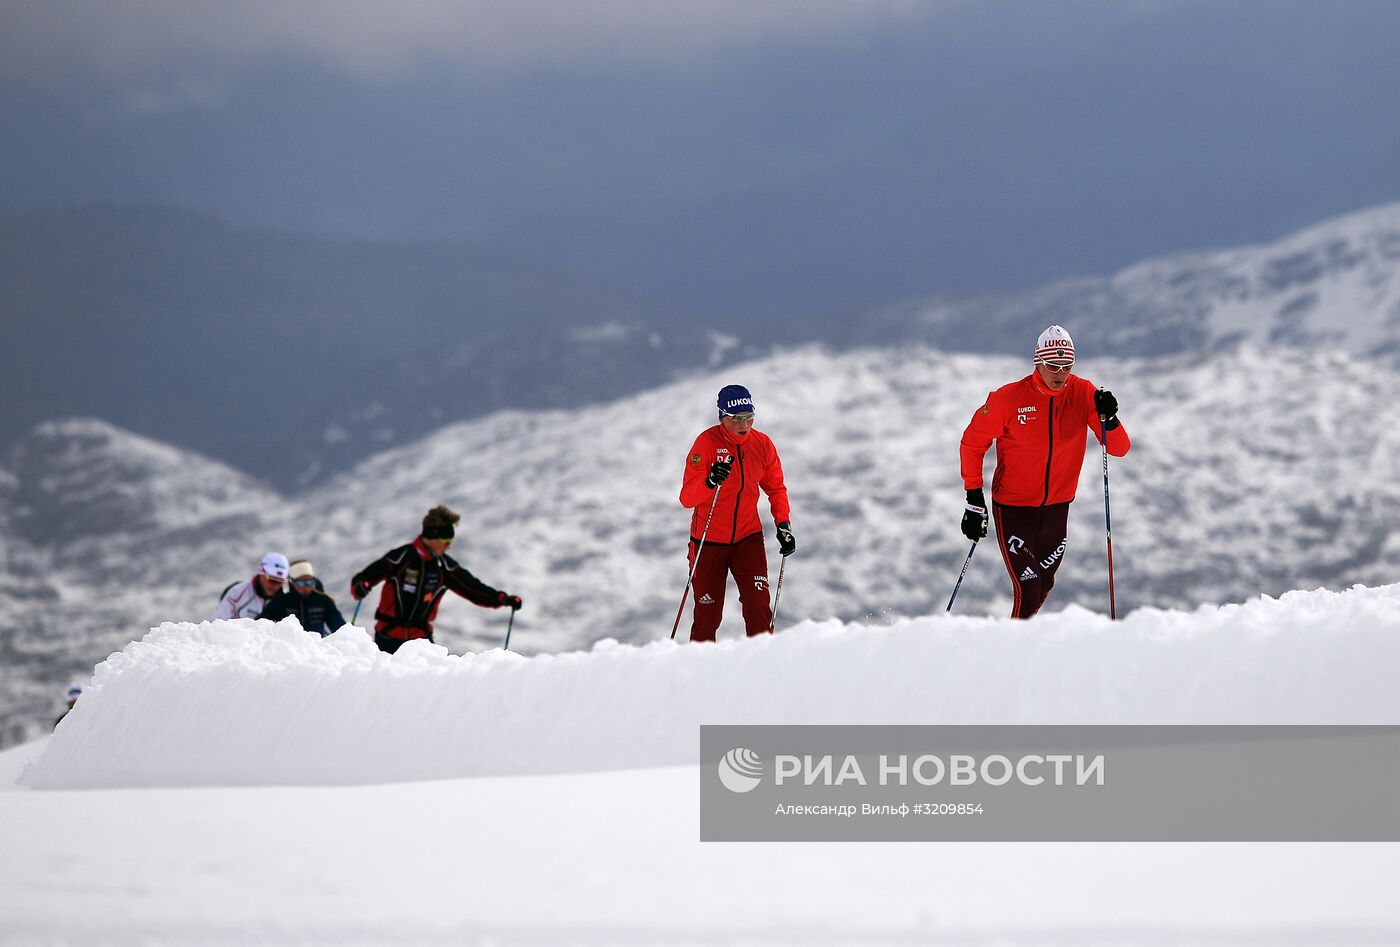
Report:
1080,378,1131,457
959,391,1006,490
760,438,791,524
679,433,714,509
1099,421,1130,457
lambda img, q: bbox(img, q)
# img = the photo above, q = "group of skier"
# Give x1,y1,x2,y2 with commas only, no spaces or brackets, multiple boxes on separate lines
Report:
211,506,523,653
209,323,1129,651
679,324,1130,635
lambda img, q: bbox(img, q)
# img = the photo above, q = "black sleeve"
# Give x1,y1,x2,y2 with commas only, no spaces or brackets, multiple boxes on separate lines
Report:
352,545,407,591
443,556,505,608
261,594,290,623
322,594,346,632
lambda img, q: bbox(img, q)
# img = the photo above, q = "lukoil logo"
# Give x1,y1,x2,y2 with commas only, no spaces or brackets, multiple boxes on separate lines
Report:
718,747,765,793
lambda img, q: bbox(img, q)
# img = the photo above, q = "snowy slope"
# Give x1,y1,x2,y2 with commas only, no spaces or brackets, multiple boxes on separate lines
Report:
5,588,1400,943
3,344,1400,747
0,420,287,746
25,584,1400,790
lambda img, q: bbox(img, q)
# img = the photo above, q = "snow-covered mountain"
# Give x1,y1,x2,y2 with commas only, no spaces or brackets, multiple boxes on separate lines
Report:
3,343,1398,747
824,201,1400,360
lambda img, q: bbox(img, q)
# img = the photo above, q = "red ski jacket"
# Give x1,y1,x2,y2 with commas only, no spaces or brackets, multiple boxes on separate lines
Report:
680,425,791,544
961,372,1130,507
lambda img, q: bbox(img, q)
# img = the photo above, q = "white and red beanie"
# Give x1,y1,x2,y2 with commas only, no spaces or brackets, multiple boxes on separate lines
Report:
1034,325,1076,366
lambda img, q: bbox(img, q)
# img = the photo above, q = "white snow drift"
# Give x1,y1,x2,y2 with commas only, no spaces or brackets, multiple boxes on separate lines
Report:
26,582,1400,790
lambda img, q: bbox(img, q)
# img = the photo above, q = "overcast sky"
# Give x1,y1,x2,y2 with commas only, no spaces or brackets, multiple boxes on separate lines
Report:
3,0,1398,321
1,1,929,83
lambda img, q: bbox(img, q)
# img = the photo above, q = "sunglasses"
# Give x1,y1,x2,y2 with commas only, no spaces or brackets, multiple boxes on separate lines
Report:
724,413,756,422
292,578,317,589
428,537,454,547
1038,360,1074,374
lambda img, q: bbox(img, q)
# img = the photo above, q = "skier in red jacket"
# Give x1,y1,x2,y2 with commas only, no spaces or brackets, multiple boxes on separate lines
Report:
679,384,793,641
959,326,1130,618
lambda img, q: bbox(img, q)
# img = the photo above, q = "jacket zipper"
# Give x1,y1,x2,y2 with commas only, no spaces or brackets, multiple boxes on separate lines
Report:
729,446,746,541
1042,395,1055,506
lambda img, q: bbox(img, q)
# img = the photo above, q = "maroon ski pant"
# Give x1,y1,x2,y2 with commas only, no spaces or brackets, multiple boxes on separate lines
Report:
992,501,1071,619
687,533,773,642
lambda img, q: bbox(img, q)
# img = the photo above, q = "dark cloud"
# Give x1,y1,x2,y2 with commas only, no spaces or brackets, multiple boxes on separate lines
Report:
0,0,929,84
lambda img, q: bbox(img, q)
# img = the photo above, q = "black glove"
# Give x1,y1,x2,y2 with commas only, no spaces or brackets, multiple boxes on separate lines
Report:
961,488,989,542
775,521,796,557
1094,389,1120,431
350,579,372,601
706,458,733,489
498,592,523,611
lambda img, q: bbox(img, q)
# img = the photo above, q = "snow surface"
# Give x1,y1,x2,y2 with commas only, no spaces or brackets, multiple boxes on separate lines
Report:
23,583,1400,790
5,586,1400,943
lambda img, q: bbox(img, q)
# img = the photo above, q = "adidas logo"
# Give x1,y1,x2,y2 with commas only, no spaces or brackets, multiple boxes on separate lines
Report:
1020,567,1038,581
698,593,715,605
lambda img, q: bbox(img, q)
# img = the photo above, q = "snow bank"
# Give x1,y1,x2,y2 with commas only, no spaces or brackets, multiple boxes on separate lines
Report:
25,584,1400,789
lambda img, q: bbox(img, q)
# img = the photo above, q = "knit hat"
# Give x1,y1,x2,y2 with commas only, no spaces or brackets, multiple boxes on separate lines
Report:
717,384,755,417
1034,325,1076,366
259,552,290,581
288,560,315,581
422,505,459,540
66,682,86,701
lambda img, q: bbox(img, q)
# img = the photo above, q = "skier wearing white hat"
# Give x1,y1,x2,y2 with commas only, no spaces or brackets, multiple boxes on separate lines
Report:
958,326,1131,618
211,552,290,621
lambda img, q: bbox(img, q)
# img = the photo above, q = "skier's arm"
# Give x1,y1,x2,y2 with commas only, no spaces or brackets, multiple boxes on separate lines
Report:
1087,385,1131,457
679,436,716,509
260,595,289,623
444,560,506,608
210,589,239,621
759,443,791,526
323,597,346,632
959,395,1005,489
350,550,396,599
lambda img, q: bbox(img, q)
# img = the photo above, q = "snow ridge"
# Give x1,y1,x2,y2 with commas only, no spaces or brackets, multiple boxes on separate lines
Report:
26,583,1400,790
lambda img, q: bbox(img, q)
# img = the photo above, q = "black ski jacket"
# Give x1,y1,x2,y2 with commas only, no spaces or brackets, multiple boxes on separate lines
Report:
261,588,346,637
351,538,505,641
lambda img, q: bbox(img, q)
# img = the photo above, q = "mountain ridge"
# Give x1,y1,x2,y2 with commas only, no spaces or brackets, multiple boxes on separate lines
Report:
3,342,1397,747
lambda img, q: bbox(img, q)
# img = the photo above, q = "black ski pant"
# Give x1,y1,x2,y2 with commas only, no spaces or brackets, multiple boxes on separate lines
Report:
992,501,1070,619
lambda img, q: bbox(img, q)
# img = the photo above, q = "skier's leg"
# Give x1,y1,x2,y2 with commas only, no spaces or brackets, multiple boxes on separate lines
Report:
688,540,730,642
993,503,1044,619
731,534,774,637
1030,502,1071,613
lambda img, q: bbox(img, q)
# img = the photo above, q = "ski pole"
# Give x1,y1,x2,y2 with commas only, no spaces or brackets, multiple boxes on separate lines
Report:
503,607,516,651
769,554,788,632
946,541,977,612
670,471,726,640
1099,415,1117,620
352,598,363,626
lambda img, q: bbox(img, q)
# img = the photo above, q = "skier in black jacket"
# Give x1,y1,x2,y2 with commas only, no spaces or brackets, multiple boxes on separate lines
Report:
261,560,346,637
350,505,522,654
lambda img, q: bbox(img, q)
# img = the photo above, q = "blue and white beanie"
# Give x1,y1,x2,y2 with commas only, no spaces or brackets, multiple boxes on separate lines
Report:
717,384,755,417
